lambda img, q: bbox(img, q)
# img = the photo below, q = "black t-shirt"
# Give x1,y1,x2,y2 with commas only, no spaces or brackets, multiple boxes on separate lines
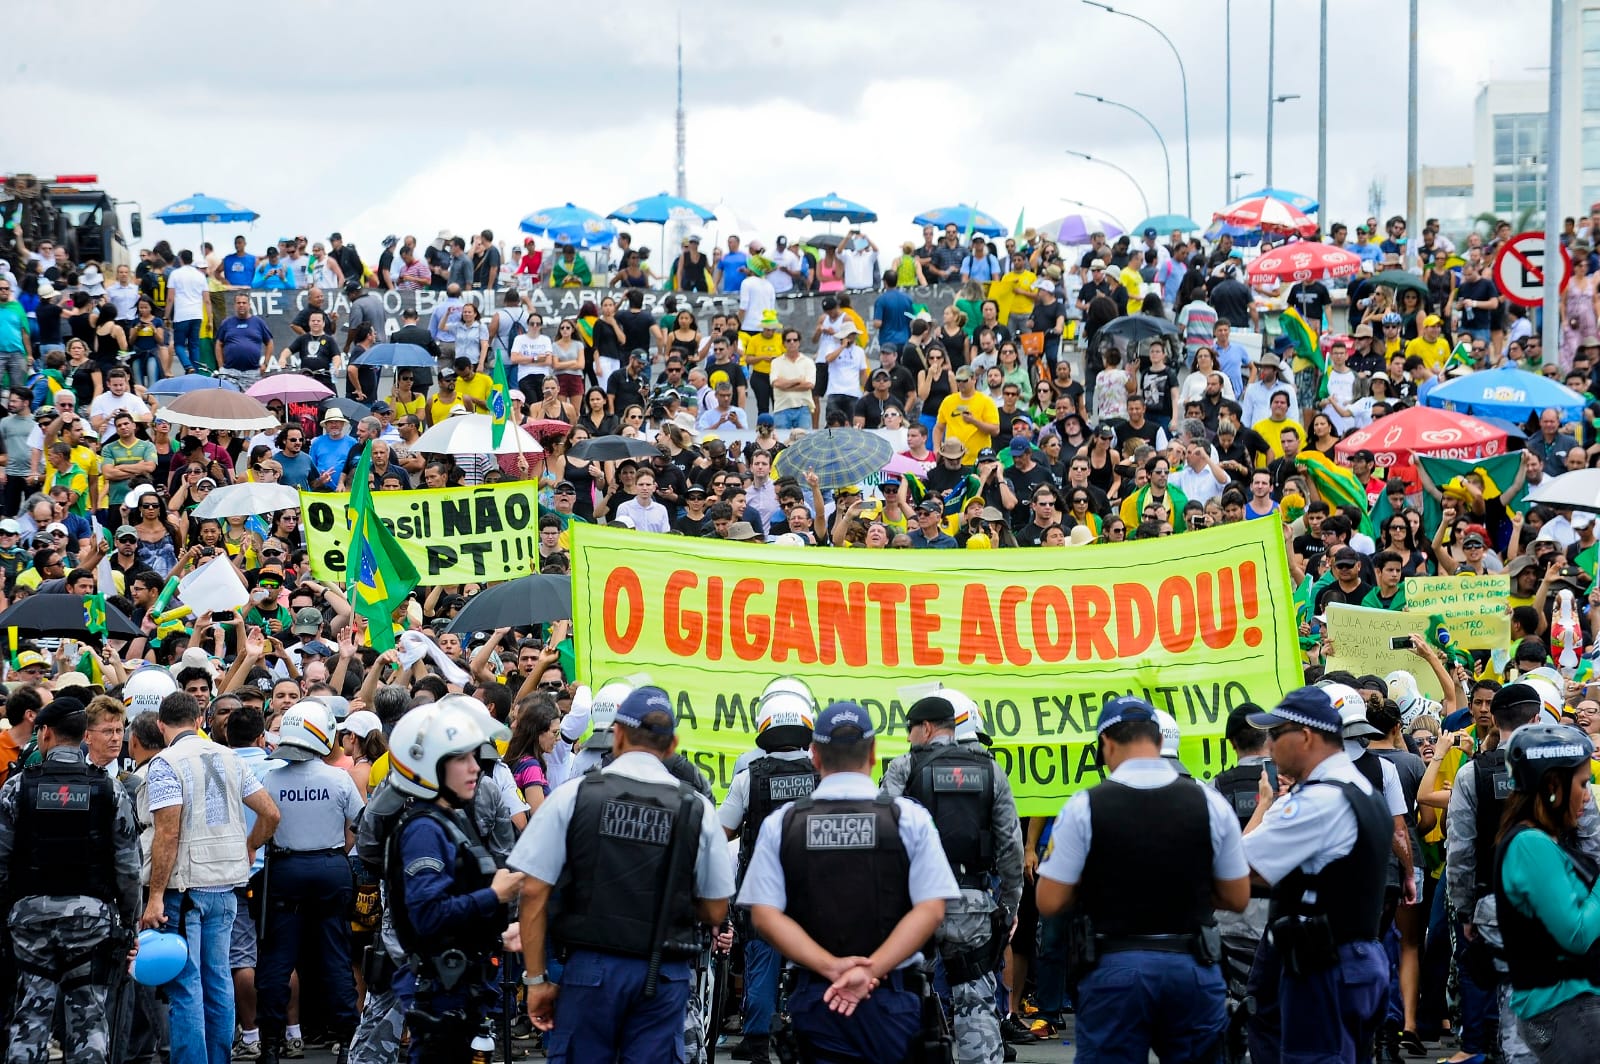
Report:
472,246,501,288
648,461,688,507
1115,418,1162,450
292,304,335,333
289,335,340,383
1030,299,1065,339
853,393,893,429
1015,518,1065,546
1004,461,1055,525
1458,278,1500,331
1293,534,1328,572
1286,282,1332,326
377,248,395,288
1139,366,1180,421
35,301,63,345
1314,578,1374,615
606,368,649,413
1209,279,1253,327
334,245,363,283
882,364,917,407
674,512,713,536
616,308,654,354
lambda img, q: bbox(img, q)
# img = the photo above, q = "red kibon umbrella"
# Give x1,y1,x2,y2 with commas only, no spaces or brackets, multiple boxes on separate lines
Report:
1213,195,1317,237
1334,406,1508,471
1246,241,1362,286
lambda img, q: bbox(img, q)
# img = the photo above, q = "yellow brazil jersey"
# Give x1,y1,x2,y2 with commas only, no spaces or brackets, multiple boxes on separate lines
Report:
989,270,1037,322
1252,416,1307,460
457,372,493,411
741,332,784,377
936,391,1000,463
1405,335,1451,373
428,393,465,426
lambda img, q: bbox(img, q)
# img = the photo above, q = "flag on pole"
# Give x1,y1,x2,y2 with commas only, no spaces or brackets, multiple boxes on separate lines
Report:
964,202,978,246
345,442,419,652
488,348,512,448
1013,207,1026,243
1445,341,1474,374
1280,307,1323,374
82,594,108,640
1298,451,1373,536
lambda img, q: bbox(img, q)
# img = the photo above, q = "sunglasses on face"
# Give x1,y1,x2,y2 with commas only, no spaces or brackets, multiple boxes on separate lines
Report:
538,681,566,692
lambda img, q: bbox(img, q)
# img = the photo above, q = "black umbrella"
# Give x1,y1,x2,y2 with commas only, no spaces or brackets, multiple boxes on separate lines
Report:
0,593,141,641
447,575,573,634
1097,314,1181,343
805,233,843,250
569,435,660,462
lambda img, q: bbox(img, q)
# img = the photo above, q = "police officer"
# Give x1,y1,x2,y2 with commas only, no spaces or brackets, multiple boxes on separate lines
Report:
1213,704,1271,829
1240,686,1391,1063
510,686,734,1062
384,699,526,1063
348,697,522,1064
564,679,634,780
255,700,364,1064
740,700,960,1062
717,676,820,1064
1443,682,1600,1064
1035,696,1250,1060
882,687,1023,1064
0,697,142,1063
1153,708,1194,777
1210,703,1273,1056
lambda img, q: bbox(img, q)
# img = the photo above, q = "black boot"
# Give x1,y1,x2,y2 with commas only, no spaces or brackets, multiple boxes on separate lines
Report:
257,1044,280,1064
744,1033,770,1064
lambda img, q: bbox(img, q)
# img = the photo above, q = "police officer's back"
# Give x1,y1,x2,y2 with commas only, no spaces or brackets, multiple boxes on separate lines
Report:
1240,687,1392,1064
255,700,364,1064
0,696,141,1064
510,686,734,1064
717,676,821,1064
739,701,960,1063
1036,696,1249,1062
882,688,1023,1064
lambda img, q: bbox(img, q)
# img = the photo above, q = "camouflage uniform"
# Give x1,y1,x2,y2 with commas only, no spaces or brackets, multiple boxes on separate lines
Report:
0,748,143,1064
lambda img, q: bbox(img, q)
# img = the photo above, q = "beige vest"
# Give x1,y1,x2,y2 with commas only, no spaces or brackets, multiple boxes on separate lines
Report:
154,736,251,890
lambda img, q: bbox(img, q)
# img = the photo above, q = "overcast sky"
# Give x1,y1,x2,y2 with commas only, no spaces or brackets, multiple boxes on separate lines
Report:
3,1,1549,258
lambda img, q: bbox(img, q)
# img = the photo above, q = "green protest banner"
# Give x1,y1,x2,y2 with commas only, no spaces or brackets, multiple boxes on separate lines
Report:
1402,573,1509,650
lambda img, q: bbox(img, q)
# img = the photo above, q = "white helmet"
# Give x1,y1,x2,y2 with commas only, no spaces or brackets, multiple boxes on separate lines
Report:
434,694,511,760
1153,709,1182,759
1520,668,1566,723
275,699,336,761
755,676,817,752
121,666,178,716
583,680,635,752
1322,682,1380,740
944,689,991,746
388,701,510,801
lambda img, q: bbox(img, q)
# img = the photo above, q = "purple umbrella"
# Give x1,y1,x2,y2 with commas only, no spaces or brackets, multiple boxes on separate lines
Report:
1046,213,1125,244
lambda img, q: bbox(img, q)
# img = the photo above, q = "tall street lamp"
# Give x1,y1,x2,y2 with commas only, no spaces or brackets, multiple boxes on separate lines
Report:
1064,150,1151,220
1268,94,1301,186
1082,0,1192,218
1074,92,1172,215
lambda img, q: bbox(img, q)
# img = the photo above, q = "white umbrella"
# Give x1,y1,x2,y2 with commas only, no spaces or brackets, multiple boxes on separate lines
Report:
1525,469,1600,513
411,414,546,456
191,482,302,520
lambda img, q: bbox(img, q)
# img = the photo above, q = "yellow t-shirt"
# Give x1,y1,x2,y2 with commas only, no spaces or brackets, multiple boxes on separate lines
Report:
1405,335,1451,373
457,372,493,411
1252,416,1307,460
741,332,784,376
392,393,427,420
988,270,1038,322
429,393,465,426
936,391,1000,462
1120,265,1145,303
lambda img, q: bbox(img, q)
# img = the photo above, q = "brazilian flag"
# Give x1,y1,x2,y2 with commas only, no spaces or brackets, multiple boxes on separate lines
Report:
82,594,108,639
345,443,419,652
488,348,512,449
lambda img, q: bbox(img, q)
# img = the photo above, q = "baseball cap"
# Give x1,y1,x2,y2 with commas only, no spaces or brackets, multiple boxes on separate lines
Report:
291,607,323,636
1090,258,1106,270
338,710,383,738
953,366,974,381
1423,314,1443,327
1096,696,1157,736
299,640,336,658
1248,687,1342,734
14,650,47,671
114,524,137,541
685,483,708,498
614,686,676,734
1009,437,1032,455
916,498,943,514
1332,547,1362,568
977,447,997,462
813,701,875,745
0,519,20,535
554,480,576,493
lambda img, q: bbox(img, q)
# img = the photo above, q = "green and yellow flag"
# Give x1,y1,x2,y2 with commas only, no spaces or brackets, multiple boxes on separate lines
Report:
488,348,512,449
345,442,420,652
1281,306,1323,374
1299,451,1373,536
81,594,107,640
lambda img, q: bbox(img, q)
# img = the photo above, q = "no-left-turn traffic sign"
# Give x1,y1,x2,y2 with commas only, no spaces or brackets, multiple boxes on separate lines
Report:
1493,231,1572,308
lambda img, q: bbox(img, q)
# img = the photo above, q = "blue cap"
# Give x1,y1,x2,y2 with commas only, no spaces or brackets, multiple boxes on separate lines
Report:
614,686,676,734
1009,436,1032,455
813,701,875,745
757,412,775,427
1248,687,1342,734
1272,335,1295,354
1095,696,1158,736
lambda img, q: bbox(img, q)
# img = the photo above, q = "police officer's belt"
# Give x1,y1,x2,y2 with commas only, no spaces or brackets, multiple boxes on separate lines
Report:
1097,933,1200,955
270,846,345,856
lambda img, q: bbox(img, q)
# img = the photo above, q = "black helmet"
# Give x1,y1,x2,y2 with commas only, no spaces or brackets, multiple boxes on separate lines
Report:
1505,723,1594,794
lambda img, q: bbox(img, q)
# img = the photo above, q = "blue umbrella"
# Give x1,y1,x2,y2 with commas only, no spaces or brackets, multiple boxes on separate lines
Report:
152,193,259,225
1237,187,1319,214
148,376,240,398
1133,213,1202,234
607,192,716,225
1423,365,1586,422
519,204,616,248
910,204,1008,238
785,193,878,224
355,343,436,368
1202,217,1265,247
772,427,895,490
